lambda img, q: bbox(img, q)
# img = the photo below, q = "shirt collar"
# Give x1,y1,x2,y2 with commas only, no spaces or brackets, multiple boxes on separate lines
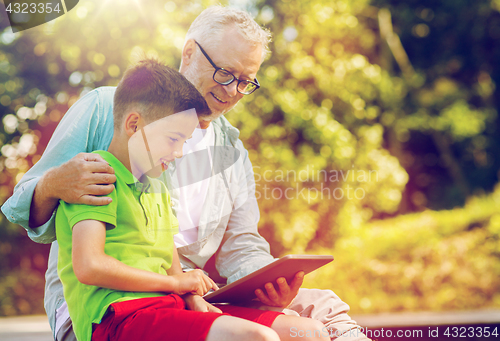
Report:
212,116,240,146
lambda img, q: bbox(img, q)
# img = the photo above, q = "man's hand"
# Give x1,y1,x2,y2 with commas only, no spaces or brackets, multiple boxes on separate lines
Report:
46,153,116,205
30,153,116,228
254,271,304,308
183,294,222,313
170,269,219,296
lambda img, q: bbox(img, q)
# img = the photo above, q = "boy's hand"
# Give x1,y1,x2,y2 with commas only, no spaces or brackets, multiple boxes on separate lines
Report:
183,294,222,313
170,269,219,296
46,153,116,205
254,271,304,308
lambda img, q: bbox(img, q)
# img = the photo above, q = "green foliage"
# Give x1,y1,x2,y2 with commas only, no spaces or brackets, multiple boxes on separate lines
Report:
372,0,500,208
306,185,500,313
0,215,48,316
0,268,46,315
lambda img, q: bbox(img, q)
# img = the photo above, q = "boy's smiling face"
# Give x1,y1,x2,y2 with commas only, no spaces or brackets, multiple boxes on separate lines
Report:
128,108,199,180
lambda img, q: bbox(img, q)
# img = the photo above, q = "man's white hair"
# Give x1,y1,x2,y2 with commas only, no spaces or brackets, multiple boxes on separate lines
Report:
184,5,272,62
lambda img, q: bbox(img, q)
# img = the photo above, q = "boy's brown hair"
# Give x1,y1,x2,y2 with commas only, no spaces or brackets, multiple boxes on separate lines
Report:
113,58,211,129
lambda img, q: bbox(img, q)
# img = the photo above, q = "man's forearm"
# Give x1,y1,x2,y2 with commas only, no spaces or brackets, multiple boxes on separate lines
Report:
29,169,59,228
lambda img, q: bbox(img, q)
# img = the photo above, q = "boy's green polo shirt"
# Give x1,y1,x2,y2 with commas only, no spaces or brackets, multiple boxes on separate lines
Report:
56,150,178,341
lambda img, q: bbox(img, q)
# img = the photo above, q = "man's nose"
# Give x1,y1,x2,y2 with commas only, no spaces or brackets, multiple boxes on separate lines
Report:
223,81,238,97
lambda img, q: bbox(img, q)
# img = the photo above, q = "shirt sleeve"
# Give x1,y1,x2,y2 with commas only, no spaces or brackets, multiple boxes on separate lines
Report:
58,191,118,231
1,88,114,244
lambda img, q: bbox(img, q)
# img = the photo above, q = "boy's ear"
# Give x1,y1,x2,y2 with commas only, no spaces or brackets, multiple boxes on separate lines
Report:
181,39,196,67
123,112,142,137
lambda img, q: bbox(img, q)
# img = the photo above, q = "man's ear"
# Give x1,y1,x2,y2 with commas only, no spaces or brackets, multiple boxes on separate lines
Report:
181,39,197,67
123,112,142,137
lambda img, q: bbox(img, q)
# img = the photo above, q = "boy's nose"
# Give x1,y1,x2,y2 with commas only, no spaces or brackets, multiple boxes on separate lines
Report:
173,149,183,159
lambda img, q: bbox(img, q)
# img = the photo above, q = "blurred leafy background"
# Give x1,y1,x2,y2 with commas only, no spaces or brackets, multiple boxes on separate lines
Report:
0,0,499,316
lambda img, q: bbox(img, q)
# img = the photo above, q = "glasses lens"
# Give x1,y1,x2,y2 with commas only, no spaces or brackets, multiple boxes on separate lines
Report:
214,69,234,84
238,81,257,95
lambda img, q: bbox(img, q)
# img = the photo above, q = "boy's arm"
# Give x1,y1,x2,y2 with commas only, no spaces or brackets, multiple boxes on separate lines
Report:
72,219,216,296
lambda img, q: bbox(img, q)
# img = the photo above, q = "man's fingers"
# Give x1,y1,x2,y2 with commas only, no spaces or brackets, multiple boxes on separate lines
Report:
290,271,305,292
79,152,107,163
90,173,117,186
86,171,117,186
84,161,116,176
79,195,112,206
87,184,115,196
264,282,280,303
276,277,290,296
255,289,273,306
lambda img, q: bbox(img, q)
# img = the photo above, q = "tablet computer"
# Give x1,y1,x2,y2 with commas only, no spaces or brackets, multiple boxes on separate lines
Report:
204,254,334,304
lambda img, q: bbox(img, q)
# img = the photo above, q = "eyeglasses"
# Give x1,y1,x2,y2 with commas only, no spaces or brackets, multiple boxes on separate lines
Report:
194,41,260,95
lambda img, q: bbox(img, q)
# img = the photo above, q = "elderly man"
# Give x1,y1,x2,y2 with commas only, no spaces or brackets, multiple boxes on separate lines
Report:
2,6,369,341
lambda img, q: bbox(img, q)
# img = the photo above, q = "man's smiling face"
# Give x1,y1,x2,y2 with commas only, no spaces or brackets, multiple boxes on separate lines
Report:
182,25,263,121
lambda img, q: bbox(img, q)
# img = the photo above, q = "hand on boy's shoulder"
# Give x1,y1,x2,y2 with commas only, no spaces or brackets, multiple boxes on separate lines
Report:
48,153,116,206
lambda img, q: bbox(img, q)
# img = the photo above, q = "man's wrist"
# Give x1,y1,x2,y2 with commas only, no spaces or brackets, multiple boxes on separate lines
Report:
38,167,60,202
29,167,60,228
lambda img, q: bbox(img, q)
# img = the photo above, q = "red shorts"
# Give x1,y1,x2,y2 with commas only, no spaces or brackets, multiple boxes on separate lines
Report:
92,295,282,341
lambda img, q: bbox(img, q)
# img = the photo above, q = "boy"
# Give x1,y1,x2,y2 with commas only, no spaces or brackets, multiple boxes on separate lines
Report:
55,59,329,341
